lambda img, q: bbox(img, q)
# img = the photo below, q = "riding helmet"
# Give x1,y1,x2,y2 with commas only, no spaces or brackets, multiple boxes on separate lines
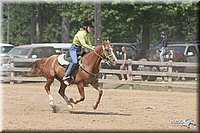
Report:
160,31,166,36
82,20,94,29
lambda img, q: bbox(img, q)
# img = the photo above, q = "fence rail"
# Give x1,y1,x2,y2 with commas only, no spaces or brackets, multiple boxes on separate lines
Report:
0,58,198,89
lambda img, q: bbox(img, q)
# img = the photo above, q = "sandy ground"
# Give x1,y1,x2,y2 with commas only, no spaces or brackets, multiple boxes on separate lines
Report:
1,82,198,132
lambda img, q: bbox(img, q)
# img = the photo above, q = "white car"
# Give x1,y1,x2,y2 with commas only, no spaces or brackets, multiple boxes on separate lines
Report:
0,43,14,56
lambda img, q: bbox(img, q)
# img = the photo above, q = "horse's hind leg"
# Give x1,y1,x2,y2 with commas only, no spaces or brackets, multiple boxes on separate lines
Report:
45,78,56,112
58,81,74,109
91,82,103,110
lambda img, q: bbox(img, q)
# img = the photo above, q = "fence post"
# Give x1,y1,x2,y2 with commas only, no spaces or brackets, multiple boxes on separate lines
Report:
10,62,14,85
168,60,172,91
127,59,133,89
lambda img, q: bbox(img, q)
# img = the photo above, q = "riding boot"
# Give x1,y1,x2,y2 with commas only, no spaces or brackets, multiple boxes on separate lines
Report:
63,64,77,85
68,64,77,79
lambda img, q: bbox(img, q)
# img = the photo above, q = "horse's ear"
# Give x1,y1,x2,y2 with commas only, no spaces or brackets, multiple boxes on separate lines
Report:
106,40,110,44
101,40,104,44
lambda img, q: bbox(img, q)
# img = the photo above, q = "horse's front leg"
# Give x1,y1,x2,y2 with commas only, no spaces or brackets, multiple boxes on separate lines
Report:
70,83,85,104
91,81,103,110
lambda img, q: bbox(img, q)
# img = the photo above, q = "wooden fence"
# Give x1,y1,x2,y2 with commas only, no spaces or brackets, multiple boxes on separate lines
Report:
99,59,198,89
0,58,198,89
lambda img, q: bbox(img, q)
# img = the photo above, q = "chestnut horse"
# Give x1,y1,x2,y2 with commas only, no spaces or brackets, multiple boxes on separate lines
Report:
28,40,117,112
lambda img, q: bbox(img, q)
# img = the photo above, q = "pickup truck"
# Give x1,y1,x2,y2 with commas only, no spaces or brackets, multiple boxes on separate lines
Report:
1,45,56,78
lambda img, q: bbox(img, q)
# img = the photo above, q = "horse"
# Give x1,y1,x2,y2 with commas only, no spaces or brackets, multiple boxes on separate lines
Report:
144,49,187,81
145,49,187,62
27,40,117,112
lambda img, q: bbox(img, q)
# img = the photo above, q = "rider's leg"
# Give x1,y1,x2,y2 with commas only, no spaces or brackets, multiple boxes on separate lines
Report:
160,49,165,62
63,50,78,80
160,48,167,71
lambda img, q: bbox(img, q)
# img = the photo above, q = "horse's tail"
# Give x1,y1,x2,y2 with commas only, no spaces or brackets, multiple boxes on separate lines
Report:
26,57,48,77
28,57,48,67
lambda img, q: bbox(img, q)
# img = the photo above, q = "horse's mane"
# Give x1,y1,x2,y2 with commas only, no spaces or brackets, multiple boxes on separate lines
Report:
83,44,102,58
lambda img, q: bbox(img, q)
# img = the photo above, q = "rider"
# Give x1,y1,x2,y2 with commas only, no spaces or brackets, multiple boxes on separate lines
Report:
159,31,168,62
63,20,94,85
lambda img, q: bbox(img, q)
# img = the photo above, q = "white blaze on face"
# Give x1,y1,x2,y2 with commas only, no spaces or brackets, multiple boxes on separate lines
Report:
110,47,118,62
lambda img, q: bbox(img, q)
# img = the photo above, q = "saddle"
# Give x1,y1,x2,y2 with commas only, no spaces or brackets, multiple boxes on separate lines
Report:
57,51,85,67
57,54,71,67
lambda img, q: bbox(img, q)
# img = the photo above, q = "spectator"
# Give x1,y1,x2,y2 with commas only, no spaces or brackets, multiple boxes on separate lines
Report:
120,46,128,81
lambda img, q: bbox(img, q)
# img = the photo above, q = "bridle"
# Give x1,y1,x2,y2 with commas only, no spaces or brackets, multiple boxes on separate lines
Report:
79,44,116,81
93,45,115,65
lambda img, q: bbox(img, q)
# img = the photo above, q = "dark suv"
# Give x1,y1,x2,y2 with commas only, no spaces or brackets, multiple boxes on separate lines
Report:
100,43,139,79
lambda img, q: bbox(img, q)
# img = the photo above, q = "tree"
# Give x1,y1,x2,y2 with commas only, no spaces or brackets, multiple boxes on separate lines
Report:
1,2,198,48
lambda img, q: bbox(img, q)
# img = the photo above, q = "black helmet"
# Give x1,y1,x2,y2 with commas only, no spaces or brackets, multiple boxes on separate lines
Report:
160,31,166,36
82,20,94,29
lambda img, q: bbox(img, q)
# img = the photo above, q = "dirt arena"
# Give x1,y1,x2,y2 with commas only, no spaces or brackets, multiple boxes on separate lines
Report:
1,82,198,132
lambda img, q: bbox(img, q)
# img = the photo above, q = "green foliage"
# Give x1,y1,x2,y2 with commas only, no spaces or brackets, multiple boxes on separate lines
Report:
3,3,32,45
1,2,198,47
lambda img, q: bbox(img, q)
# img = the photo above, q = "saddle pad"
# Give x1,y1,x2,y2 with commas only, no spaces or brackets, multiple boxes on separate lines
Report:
57,54,70,66
164,50,174,59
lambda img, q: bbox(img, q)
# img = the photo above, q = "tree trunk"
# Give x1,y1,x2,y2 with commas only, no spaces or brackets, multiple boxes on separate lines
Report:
30,4,36,43
35,4,43,43
142,24,150,50
141,11,151,51
61,16,70,43
94,3,101,46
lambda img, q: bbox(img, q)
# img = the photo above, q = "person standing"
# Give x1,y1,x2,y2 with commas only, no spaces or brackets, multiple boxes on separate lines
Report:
120,46,128,81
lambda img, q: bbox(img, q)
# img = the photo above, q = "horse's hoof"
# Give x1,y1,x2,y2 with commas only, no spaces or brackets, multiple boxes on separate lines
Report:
50,105,57,113
93,104,98,110
67,104,74,110
69,98,75,103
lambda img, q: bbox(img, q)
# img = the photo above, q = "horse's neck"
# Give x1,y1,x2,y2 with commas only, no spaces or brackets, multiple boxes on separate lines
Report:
82,46,102,73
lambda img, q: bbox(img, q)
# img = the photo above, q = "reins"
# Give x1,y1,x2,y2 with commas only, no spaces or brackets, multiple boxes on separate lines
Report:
79,45,113,80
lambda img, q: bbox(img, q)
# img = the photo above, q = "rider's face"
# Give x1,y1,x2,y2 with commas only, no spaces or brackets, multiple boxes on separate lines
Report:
87,26,92,33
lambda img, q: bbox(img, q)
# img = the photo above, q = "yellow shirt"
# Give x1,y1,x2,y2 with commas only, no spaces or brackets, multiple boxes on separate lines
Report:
72,30,93,50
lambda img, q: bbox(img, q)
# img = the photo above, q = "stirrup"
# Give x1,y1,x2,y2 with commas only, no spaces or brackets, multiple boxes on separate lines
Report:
62,76,70,81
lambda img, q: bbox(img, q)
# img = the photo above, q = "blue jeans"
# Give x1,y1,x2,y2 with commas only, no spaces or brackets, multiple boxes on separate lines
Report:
64,44,81,77
160,47,168,62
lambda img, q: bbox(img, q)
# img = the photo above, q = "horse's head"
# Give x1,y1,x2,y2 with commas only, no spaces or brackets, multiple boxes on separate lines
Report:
100,40,118,66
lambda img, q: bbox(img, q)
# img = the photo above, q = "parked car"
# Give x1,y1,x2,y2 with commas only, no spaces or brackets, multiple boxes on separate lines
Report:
0,43,14,56
1,45,56,78
167,42,199,80
100,43,139,80
111,43,138,60
31,43,72,54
